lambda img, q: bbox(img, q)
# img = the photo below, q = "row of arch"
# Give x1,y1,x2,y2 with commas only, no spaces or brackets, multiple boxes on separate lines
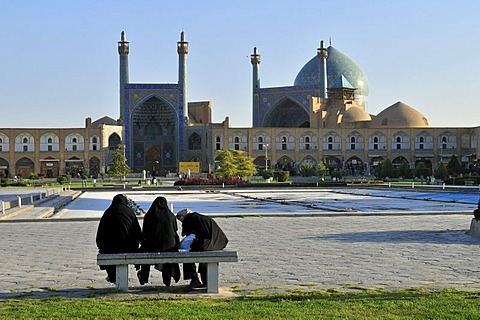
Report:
251,154,429,176
0,156,101,179
0,132,123,153
0,132,96,152
207,130,473,151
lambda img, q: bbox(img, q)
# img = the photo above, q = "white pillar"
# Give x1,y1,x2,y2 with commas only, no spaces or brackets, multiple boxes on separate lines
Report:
1,201,4,215
17,196,22,208
206,262,220,293
116,265,129,291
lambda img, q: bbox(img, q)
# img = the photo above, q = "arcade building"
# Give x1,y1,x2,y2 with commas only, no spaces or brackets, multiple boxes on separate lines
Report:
0,32,478,178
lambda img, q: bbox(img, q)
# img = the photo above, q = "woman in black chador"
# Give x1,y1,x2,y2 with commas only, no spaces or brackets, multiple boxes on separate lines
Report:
96,194,141,283
176,208,229,289
137,196,180,286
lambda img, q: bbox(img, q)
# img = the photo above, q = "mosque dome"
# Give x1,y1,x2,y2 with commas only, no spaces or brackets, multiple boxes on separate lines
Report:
371,101,430,127
342,107,372,123
294,46,369,105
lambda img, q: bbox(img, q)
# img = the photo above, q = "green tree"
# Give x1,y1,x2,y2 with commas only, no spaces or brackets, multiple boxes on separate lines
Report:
215,149,256,178
374,162,383,178
231,150,257,178
215,150,237,178
414,161,431,178
299,163,316,177
108,145,131,179
398,162,409,178
435,163,448,180
331,169,342,180
381,158,394,179
447,154,462,176
316,162,327,177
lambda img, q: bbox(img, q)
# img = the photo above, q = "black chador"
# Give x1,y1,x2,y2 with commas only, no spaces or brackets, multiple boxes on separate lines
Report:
182,212,229,251
137,197,180,286
96,194,141,282
181,212,228,285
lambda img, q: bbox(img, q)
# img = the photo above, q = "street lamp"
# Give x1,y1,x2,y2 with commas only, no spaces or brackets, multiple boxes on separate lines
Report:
263,144,269,170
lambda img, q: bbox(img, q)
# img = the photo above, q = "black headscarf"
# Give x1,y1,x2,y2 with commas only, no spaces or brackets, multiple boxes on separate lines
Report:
141,196,179,252
96,194,141,254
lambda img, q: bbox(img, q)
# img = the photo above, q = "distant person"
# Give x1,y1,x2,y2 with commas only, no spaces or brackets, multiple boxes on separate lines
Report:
96,194,141,283
137,197,180,286
176,208,229,289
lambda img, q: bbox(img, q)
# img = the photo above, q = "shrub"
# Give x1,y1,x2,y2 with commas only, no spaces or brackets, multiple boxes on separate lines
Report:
261,169,274,180
435,164,448,180
0,178,11,187
29,173,40,180
298,163,316,177
174,177,209,185
273,171,289,182
57,175,71,184
174,175,248,186
331,169,342,180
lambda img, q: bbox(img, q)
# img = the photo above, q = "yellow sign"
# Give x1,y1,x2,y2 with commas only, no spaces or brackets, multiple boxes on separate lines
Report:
179,162,201,173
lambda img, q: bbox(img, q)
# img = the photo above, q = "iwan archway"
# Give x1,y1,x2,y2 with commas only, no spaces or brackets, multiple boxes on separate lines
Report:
130,96,177,174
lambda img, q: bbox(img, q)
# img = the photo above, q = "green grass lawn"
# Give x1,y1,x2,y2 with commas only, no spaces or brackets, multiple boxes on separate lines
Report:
1,289,480,319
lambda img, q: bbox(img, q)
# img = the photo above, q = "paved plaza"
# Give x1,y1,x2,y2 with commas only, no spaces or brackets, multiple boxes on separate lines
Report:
0,187,480,299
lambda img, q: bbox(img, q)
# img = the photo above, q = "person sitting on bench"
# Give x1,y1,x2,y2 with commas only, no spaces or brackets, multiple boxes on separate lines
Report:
96,194,141,283
137,196,180,286
176,208,229,290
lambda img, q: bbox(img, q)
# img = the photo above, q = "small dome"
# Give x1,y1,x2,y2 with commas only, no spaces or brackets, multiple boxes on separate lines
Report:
371,101,430,127
294,46,369,106
342,107,371,123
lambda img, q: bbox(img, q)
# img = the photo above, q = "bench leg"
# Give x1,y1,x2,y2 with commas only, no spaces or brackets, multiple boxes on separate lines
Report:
115,264,129,291
206,262,219,293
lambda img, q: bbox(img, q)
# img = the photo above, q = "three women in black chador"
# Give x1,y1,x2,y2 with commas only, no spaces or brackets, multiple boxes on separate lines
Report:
96,194,228,288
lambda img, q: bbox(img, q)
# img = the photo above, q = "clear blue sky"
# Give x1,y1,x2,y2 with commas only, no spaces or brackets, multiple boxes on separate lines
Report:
1,0,479,128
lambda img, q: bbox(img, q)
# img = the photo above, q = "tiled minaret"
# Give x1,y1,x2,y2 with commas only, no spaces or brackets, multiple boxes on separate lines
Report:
177,31,189,124
317,40,328,99
251,47,261,126
118,31,129,124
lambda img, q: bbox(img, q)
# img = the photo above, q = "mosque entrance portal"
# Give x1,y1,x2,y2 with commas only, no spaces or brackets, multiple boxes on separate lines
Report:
146,147,161,176
131,97,177,174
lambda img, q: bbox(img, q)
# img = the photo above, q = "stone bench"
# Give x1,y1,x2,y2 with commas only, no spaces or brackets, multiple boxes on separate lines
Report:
97,251,238,293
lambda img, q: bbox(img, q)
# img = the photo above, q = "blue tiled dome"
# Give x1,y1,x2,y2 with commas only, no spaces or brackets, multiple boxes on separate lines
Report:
294,46,369,105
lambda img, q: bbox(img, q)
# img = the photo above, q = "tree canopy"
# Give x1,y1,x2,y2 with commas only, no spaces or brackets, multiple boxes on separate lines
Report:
215,149,256,178
108,145,131,178
447,154,462,176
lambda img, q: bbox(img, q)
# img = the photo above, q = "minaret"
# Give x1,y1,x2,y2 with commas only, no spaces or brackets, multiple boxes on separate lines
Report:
177,31,189,124
251,47,261,90
317,40,328,99
118,31,129,124
251,47,261,126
